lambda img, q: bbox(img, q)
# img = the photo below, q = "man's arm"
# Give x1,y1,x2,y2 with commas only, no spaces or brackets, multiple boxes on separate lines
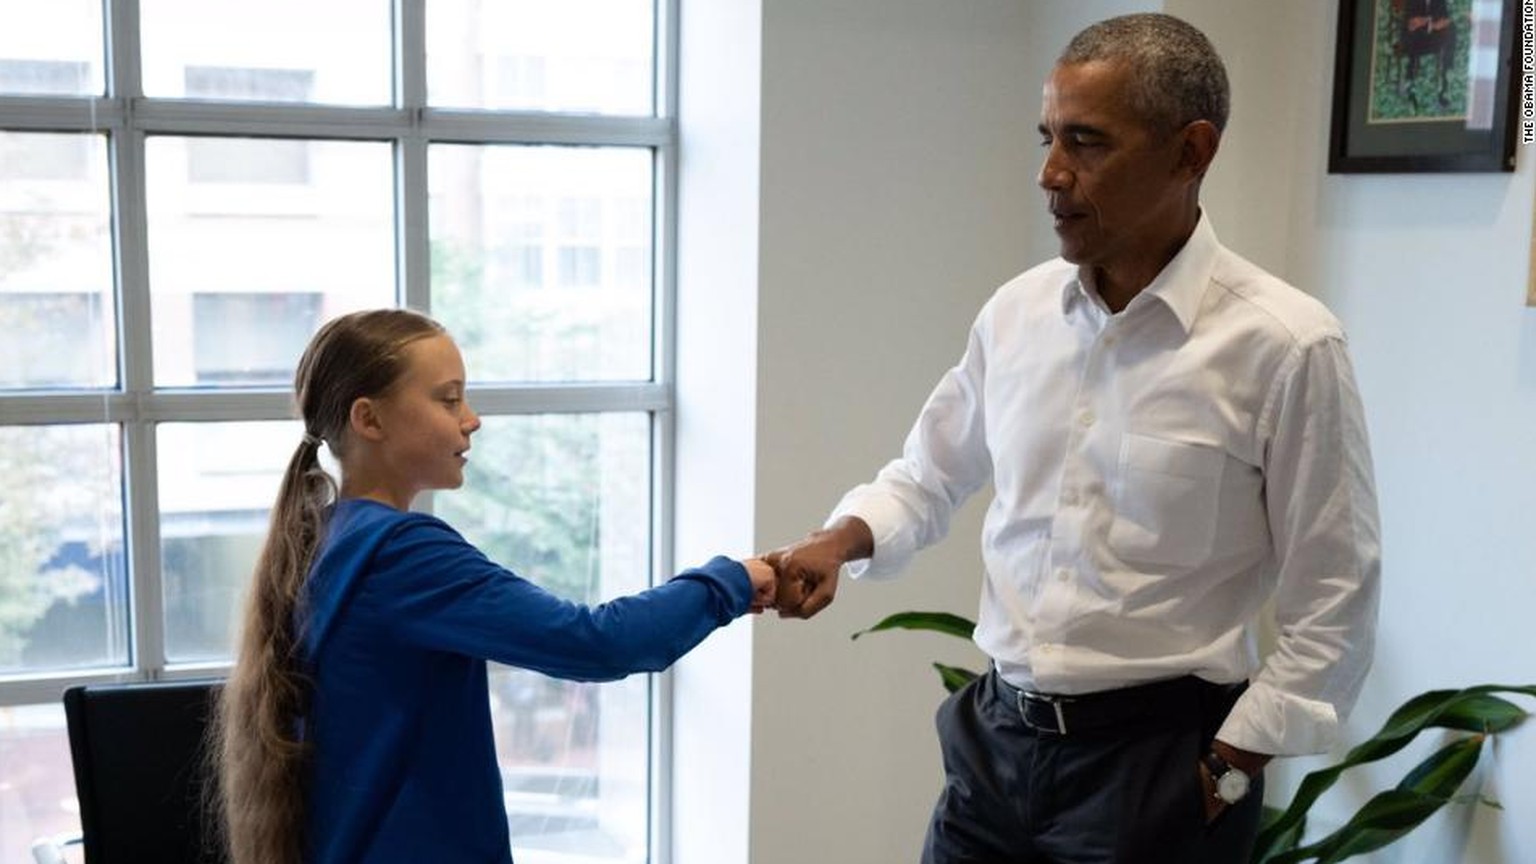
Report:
1216,334,1382,757
766,515,873,619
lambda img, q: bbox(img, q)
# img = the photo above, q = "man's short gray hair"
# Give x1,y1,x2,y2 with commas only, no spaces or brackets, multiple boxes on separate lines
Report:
1058,13,1230,137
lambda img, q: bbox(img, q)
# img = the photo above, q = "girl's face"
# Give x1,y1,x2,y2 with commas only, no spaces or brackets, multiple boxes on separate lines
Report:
369,333,481,502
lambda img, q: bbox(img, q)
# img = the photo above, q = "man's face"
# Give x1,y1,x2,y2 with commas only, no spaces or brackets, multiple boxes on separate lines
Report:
1037,60,1190,274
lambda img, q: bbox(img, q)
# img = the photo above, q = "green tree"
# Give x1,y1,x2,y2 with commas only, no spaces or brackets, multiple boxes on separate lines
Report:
0,426,121,669
429,239,607,602
0,202,120,668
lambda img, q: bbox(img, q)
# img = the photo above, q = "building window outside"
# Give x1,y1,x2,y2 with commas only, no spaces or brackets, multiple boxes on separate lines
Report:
191,292,323,385
0,1,668,862
0,59,92,96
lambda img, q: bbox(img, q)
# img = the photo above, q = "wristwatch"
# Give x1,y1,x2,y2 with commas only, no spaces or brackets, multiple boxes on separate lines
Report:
1202,750,1251,805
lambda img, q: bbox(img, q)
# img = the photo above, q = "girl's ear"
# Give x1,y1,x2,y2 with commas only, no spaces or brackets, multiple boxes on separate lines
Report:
349,397,386,441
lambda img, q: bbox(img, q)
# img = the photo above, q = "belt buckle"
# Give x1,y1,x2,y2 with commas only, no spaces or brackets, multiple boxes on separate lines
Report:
1018,690,1074,735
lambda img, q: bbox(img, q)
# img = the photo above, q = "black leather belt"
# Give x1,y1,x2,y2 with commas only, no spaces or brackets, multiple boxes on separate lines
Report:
995,671,1237,736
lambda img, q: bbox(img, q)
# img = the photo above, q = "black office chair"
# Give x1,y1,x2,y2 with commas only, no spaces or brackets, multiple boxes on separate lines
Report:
41,679,229,864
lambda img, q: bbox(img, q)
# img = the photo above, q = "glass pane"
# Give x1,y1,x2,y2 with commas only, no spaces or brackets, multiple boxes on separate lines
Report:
140,0,391,106
0,132,115,390
145,137,396,387
158,421,301,663
0,704,80,864
0,425,127,675
430,146,653,383
428,0,653,115
0,0,104,97
439,413,650,861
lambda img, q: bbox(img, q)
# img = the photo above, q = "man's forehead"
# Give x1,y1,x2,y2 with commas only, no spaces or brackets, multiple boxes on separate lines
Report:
1041,60,1134,117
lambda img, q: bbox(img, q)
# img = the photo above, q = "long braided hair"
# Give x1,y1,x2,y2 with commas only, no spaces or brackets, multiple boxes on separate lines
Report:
213,309,445,864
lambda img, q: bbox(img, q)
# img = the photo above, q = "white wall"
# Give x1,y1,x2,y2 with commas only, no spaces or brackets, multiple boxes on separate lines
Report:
749,1,1033,861
740,1,1536,862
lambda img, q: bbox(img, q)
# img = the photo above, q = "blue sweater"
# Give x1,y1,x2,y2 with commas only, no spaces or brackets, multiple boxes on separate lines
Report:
300,498,752,863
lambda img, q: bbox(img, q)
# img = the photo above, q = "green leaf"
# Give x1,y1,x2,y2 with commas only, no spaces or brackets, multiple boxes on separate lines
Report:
1270,789,1453,864
1254,686,1533,857
1431,694,1528,735
934,662,979,694
1396,736,1483,799
1254,805,1306,862
851,611,976,642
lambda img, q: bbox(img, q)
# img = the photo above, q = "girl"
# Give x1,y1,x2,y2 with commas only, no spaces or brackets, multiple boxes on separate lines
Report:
216,308,774,864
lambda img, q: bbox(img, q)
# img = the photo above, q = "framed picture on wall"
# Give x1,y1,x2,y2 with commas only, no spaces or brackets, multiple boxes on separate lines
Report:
1328,0,1520,173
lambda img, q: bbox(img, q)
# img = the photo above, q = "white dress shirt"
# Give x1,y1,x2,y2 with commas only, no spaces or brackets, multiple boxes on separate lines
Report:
832,214,1380,756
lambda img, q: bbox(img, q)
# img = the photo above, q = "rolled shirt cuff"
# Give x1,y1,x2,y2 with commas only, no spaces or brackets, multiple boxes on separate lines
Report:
1216,678,1342,756
827,493,914,581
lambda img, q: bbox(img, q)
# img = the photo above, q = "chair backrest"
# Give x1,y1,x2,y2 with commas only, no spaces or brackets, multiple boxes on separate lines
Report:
63,679,228,864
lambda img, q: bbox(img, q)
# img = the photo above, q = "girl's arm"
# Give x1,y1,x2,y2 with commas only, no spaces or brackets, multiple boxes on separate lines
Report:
366,516,759,681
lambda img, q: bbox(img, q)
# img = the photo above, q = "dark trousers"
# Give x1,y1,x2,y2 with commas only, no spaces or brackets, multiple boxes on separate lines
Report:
923,670,1264,864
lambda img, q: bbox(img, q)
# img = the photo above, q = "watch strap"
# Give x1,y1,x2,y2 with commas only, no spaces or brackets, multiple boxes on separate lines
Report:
1202,750,1232,779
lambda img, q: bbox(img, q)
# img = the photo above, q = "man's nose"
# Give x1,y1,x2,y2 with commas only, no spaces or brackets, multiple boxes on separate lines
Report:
1038,144,1070,191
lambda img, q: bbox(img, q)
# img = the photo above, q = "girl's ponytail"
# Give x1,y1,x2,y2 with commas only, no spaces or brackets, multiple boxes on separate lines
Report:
213,308,443,864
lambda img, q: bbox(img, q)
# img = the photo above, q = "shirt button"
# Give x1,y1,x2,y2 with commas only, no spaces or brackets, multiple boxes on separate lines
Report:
1077,411,1095,428
1056,567,1071,582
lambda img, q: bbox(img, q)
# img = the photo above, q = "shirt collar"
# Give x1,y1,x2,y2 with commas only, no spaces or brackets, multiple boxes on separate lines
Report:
1059,211,1220,333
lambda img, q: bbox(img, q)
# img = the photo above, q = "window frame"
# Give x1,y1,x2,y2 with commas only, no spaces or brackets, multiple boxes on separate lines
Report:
0,0,681,857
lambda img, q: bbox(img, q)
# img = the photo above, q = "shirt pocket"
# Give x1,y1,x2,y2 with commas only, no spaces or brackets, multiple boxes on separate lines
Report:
1107,433,1225,569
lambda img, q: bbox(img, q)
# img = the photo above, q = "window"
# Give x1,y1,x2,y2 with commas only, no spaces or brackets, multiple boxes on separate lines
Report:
0,59,92,96
183,65,315,103
191,293,323,384
0,129,94,181
183,67,316,185
0,292,111,387
0,2,672,863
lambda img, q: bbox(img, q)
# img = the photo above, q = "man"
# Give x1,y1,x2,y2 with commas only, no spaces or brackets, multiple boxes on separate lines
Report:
768,13,1380,864
1400,0,1456,109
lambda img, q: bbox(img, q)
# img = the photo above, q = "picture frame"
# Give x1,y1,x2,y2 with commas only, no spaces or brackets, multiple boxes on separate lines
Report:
1328,0,1519,173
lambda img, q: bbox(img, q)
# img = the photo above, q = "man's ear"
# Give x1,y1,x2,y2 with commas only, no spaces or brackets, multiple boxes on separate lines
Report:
349,397,386,442
1178,119,1221,180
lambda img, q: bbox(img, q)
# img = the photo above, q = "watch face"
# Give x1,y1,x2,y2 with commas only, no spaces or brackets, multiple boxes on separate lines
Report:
1216,769,1250,803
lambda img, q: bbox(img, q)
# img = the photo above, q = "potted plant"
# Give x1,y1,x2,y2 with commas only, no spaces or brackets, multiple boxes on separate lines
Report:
853,611,1535,864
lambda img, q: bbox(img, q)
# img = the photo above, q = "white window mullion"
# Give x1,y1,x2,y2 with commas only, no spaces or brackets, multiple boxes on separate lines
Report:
397,0,429,314
122,418,166,679
113,127,165,683
105,0,143,101
652,0,681,861
106,0,162,681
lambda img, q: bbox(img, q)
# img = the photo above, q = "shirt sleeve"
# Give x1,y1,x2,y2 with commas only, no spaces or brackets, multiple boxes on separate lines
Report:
364,517,754,682
830,305,995,580
1217,334,1382,755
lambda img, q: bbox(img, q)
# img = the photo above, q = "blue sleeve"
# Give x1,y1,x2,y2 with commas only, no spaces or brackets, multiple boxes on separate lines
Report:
363,516,753,682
